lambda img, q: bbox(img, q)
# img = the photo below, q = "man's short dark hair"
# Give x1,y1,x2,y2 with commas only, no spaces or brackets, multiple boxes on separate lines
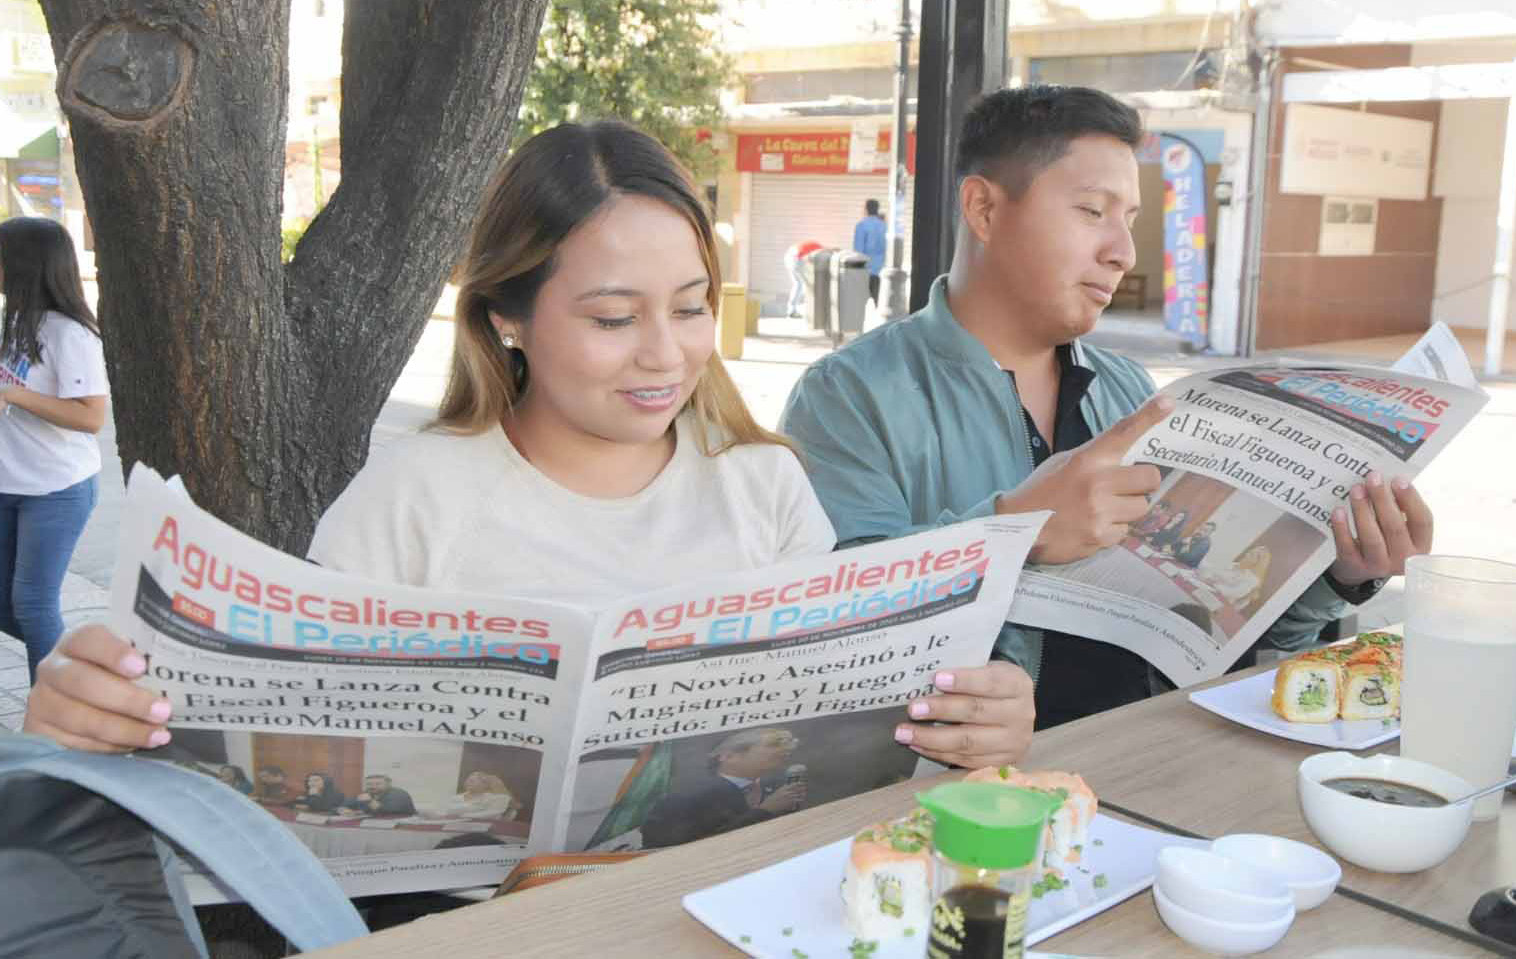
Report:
955,85,1143,197
864,198,880,216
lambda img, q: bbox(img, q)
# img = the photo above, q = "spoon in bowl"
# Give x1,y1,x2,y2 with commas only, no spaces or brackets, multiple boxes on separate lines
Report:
1450,771,1516,807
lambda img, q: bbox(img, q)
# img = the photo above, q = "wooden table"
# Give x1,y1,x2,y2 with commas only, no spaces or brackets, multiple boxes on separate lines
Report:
305,671,1508,958
1033,667,1515,955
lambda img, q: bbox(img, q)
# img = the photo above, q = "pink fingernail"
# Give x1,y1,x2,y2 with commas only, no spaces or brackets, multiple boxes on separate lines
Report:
1392,476,1410,491
1351,485,1366,500
934,672,955,690
121,653,147,676
894,725,914,744
148,700,171,722
147,729,171,748
1368,471,1383,487
1333,507,1347,523
909,701,929,719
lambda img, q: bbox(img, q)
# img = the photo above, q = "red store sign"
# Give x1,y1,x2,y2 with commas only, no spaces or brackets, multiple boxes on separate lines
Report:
736,130,917,175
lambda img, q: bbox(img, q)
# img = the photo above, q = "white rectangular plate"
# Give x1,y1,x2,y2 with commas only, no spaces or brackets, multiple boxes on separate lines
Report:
683,814,1205,958
1189,668,1401,750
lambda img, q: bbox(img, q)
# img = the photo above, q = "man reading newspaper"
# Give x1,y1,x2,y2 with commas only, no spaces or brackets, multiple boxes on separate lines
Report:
781,85,1434,728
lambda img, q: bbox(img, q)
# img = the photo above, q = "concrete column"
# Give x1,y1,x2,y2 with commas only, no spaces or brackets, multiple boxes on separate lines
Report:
1487,75,1516,377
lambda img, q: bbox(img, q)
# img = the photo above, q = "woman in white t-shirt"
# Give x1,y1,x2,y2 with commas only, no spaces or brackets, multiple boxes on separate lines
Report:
26,122,1035,771
0,218,109,679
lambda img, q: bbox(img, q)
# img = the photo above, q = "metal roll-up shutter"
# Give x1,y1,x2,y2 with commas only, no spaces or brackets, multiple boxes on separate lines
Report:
746,173,913,312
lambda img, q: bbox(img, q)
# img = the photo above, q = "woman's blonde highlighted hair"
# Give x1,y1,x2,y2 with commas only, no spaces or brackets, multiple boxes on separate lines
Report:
439,120,786,454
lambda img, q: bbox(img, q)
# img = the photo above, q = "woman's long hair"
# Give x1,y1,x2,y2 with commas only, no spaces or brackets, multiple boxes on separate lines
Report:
462,771,510,796
0,217,98,365
305,772,342,803
1238,545,1273,610
440,120,784,454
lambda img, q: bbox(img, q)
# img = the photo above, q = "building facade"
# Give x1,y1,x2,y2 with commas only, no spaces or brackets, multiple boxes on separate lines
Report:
711,1,1259,354
1252,1,1516,364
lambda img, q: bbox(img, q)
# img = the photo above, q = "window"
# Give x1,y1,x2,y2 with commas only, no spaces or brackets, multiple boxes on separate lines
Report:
1028,51,1218,94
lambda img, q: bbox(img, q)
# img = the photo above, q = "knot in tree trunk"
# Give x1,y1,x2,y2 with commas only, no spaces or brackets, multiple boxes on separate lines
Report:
66,19,193,126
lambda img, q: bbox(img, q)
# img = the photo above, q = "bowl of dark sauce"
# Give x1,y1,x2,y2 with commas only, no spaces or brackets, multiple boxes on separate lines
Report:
1299,752,1474,873
1320,776,1447,808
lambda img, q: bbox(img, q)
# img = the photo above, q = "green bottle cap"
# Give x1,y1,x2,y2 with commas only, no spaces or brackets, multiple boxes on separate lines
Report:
916,781,1063,870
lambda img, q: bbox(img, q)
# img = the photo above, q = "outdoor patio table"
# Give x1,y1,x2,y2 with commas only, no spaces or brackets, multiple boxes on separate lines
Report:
302,661,1503,957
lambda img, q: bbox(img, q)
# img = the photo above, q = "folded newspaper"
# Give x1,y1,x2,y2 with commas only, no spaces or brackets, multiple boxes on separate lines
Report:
107,467,1048,900
1009,322,1488,685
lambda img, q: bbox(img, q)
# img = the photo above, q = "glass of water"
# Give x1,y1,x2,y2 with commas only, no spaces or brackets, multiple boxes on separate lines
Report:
1401,556,1516,821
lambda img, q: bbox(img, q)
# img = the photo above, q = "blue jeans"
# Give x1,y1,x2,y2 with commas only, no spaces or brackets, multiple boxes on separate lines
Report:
0,474,98,680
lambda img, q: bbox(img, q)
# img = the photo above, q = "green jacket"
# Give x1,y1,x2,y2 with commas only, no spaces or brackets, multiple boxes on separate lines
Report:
780,276,1346,685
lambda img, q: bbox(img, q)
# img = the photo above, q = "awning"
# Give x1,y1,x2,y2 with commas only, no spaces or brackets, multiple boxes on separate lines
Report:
0,119,59,160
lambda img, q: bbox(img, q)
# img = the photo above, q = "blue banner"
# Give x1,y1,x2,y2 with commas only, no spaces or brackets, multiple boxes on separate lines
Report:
1160,136,1209,347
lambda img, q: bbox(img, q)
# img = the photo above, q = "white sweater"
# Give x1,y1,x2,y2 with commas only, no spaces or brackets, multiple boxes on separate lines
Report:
308,415,837,608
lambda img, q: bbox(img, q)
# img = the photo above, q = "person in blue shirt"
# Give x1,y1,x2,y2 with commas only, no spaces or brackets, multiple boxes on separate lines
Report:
852,199,887,303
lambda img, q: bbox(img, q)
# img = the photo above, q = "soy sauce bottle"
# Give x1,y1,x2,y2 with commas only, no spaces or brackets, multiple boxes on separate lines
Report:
917,782,1063,959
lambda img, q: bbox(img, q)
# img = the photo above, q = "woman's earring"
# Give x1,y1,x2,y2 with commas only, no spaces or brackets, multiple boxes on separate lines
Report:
501,332,519,350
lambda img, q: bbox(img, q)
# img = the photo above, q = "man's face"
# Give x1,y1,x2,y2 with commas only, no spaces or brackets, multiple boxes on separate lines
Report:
259,770,283,786
721,731,798,778
969,134,1140,346
364,776,388,795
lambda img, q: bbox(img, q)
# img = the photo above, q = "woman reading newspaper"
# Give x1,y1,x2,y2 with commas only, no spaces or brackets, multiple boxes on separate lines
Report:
26,121,1037,773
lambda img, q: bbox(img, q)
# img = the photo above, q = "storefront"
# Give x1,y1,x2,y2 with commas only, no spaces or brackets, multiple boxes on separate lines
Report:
731,126,915,312
0,90,62,220
1126,99,1255,355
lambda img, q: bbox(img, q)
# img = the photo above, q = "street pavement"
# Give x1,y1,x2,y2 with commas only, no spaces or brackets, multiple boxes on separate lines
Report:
4,313,1513,728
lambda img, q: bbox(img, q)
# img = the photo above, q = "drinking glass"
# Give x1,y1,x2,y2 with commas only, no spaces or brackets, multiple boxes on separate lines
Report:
1401,556,1516,821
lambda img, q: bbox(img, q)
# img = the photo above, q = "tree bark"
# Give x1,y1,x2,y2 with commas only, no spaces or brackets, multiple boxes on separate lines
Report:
39,0,548,554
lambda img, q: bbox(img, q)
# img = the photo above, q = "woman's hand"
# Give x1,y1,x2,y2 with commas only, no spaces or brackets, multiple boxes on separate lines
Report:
23,624,172,753
894,662,1035,769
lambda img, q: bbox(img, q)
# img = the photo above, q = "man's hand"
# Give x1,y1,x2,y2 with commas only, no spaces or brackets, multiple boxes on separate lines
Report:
1328,472,1433,587
996,397,1173,565
24,624,172,753
894,662,1035,768
758,782,806,813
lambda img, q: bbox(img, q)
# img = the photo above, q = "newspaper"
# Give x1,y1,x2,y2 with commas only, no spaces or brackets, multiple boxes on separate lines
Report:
107,466,1048,901
1008,322,1488,685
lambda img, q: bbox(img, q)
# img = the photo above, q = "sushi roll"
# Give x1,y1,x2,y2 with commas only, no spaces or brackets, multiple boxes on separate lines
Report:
1271,653,1342,722
1340,633,1402,721
963,766,1098,876
1340,661,1400,721
841,810,932,941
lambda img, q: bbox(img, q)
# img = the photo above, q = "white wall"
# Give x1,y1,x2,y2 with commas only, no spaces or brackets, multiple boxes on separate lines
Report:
1431,98,1514,330
363,737,466,812
1258,2,1516,46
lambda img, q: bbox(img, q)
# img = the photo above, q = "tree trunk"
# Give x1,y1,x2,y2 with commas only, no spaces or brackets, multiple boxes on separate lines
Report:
39,0,549,554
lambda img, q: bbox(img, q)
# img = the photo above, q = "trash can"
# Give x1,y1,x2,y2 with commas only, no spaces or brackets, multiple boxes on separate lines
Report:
834,252,870,339
803,248,834,333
